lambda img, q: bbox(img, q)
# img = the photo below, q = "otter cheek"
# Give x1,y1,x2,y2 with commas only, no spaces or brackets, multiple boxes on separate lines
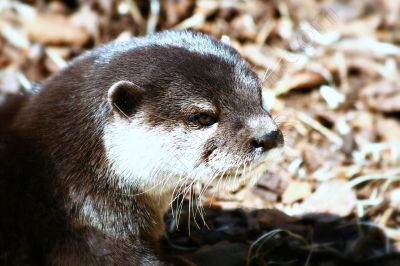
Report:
103,117,166,186
103,117,218,188
176,125,219,181
103,116,182,188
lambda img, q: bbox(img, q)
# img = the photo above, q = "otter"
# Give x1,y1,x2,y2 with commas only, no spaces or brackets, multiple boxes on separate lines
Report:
0,30,283,265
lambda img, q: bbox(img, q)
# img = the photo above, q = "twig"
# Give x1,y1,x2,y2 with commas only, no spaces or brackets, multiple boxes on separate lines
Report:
125,0,145,29
147,0,160,34
346,169,400,188
296,111,343,147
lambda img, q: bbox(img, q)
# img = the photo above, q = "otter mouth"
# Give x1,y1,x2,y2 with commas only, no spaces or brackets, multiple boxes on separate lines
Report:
217,163,251,180
213,148,284,184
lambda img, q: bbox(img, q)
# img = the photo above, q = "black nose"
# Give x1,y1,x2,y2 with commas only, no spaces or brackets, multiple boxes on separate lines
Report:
251,130,284,152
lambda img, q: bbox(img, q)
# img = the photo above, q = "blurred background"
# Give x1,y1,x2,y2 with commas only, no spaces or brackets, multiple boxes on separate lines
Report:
1,0,400,264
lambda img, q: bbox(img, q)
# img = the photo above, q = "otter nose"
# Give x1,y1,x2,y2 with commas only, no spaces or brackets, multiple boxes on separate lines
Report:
251,130,284,152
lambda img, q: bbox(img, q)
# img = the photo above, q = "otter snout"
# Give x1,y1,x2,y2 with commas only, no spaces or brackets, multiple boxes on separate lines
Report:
251,129,284,152
247,116,284,153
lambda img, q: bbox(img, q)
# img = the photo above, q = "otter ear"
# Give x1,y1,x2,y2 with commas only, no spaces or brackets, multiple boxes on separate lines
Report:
108,81,145,117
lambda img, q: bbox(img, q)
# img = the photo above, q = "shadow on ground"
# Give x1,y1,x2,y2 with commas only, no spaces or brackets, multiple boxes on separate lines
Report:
161,203,400,266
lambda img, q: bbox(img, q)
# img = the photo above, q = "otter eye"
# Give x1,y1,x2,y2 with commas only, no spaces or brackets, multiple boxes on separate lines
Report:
191,113,217,127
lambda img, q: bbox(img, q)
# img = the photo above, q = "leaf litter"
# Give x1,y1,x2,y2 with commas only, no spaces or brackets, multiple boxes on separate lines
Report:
1,0,400,265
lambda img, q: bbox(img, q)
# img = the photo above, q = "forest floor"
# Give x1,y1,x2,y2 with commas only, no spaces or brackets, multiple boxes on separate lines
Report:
1,0,400,265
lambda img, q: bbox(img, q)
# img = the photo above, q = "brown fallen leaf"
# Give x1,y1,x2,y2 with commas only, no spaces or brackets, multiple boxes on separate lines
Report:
390,188,400,209
256,174,281,191
230,14,257,41
162,0,194,27
236,189,271,209
376,118,400,143
25,14,90,47
282,180,312,204
276,71,327,93
252,186,278,202
368,94,400,113
298,179,356,217
241,44,280,70
70,5,100,43
361,80,400,113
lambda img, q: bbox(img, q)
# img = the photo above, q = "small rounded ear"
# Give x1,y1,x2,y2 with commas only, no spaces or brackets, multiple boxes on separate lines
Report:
108,81,145,118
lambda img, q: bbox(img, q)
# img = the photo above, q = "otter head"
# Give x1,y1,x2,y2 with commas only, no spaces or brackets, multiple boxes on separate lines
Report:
103,31,283,193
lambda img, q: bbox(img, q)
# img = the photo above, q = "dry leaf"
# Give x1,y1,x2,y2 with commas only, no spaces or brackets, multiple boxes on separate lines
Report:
298,179,356,217
241,44,279,70
282,181,312,204
361,80,400,113
25,14,90,46
278,71,327,91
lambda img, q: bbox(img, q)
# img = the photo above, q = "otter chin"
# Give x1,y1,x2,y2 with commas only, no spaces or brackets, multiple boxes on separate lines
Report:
0,30,283,265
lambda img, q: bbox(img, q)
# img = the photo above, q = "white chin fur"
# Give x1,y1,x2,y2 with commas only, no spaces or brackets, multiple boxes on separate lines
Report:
103,114,218,191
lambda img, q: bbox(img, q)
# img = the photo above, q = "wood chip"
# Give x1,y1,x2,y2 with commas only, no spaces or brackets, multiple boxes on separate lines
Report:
298,179,356,217
25,14,90,46
282,181,312,204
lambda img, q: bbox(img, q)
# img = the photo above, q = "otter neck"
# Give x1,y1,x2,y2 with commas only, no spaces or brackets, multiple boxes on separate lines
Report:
74,171,175,240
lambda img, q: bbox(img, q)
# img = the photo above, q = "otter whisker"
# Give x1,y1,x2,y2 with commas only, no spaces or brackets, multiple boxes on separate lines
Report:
215,168,227,191
198,172,218,203
188,181,202,234
209,168,229,203
158,172,176,201
173,176,194,225
112,103,133,121
176,182,192,228
195,196,209,229
194,169,222,229
169,175,187,221
173,178,189,209
117,171,167,197
170,176,190,206
242,162,248,179
231,165,241,190
198,166,221,200
188,180,202,230
243,161,254,181
188,183,192,235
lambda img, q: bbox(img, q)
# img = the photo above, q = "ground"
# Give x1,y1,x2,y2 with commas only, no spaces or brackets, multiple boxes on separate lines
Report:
0,0,399,265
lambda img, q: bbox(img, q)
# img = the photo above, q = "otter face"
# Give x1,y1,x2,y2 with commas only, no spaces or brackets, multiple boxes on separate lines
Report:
102,31,283,190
